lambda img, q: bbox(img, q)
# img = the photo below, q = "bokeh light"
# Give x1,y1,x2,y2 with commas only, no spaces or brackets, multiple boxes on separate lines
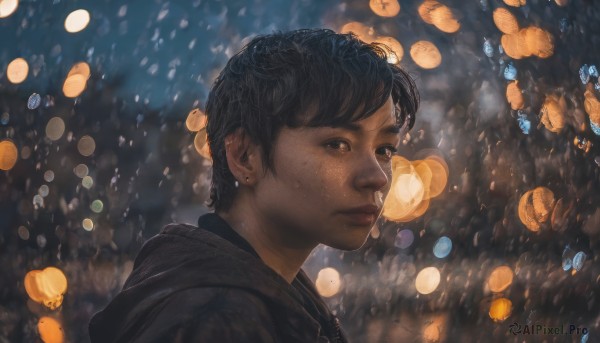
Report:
373,36,403,64
418,1,442,24
369,0,400,18
383,154,448,223
64,9,90,33
73,164,88,178
82,218,94,231
315,267,342,298
67,62,91,80
487,266,514,293
63,74,87,98
37,316,64,343
77,135,96,156
6,57,28,84
82,175,94,189
493,7,519,35
505,81,524,110
24,267,68,310
194,129,211,160
503,0,526,7
415,267,441,295
540,95,566,133
518,187,556,232
90,199,104,213
340,21,375,43
489,298,512,322
45,117,66,141
0,140,18,170
429,4,460,33
185,108,207,132
410,41,442,69
433,236,452,258
0,0,18,19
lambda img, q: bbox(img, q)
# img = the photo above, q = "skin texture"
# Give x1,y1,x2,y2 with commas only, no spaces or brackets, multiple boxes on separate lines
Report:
217,96,401,283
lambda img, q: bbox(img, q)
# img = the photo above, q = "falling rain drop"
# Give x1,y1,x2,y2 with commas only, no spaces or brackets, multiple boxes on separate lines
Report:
562,246,575,271
394,229,414,249
590,120,600,136
580,65,590,84
483,39,494,57
559,18,568,32
572,251,586,271
433,236,452,258
27,93,41,109
589,65,599,78
503,64,517,80
517,111,531,134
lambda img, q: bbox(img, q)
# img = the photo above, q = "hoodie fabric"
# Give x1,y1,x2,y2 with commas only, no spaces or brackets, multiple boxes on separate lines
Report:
88,213,349,343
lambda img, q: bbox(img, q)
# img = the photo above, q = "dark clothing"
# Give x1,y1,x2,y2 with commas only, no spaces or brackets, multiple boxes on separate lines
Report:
89,213,349,343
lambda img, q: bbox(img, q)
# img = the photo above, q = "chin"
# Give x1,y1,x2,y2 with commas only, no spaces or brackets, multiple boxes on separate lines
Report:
325,233,370,251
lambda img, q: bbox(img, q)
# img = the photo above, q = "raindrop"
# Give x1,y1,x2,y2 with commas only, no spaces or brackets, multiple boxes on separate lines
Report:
38,185,49,197
581,331,589,343
1,112,9,125
37,234,47,248
82,175,94,189
562,257,572,271
562,246,575,271
33,194,44,208
572,251,586,271
579,64,590,84
517,111,531,134
479,0,489,11
17,226,29,240
433,236,452,258
503,64,517,80
559,18,568,32
90,199,103,213
483,39,494,57
394,229,414,249
44,170,54,182
27,93,41,109
590,120,600,136
589,65,599,78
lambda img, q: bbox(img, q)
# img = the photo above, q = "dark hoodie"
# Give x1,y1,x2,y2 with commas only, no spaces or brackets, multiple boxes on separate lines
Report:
89,213,349,342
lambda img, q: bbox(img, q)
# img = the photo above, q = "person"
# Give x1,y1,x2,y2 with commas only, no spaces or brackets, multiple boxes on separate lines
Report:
88,28,419,343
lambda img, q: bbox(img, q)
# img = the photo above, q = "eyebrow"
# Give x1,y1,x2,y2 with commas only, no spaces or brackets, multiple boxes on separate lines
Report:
332,122,401,136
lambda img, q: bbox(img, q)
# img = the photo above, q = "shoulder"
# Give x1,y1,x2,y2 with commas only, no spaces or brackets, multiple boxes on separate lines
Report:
131,287,280,343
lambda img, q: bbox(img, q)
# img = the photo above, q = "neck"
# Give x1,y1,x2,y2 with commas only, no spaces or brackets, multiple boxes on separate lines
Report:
216,201,317,284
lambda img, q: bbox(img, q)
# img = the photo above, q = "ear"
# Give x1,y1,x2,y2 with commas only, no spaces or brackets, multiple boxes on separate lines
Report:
224,128,263,186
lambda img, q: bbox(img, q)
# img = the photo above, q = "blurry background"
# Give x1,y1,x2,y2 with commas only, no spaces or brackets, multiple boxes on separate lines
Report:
1,0,599,342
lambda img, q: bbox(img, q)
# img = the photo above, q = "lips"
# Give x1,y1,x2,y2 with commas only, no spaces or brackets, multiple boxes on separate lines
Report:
340,205,380,215
339,205,381,225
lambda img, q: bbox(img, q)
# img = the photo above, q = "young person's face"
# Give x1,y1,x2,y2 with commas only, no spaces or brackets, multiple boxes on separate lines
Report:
254,96,401,250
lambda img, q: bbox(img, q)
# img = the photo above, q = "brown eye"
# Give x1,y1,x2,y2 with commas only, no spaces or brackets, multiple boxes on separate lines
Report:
377,146,397,160
326,140,351,152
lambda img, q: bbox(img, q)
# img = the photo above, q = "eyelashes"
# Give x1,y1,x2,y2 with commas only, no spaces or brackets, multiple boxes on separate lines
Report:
325,139,397,160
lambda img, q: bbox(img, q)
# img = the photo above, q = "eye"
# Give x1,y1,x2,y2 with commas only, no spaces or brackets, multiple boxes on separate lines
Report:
377,145,398,161
325,140,351,152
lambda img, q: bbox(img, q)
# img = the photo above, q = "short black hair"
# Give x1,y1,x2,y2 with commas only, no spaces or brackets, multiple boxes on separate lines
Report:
205,28,419,212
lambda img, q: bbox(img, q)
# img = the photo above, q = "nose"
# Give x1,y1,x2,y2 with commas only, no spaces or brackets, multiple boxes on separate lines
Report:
353,152,390,192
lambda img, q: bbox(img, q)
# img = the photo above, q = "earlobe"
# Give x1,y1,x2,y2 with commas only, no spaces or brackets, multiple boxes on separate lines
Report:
224,128,261,184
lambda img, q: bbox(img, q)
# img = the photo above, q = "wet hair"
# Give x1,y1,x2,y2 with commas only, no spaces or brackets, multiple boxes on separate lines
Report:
205,28,419,212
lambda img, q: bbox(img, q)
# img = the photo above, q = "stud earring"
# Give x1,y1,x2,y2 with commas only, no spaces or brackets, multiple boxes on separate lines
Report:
234,180,239,188
245,177,249,183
